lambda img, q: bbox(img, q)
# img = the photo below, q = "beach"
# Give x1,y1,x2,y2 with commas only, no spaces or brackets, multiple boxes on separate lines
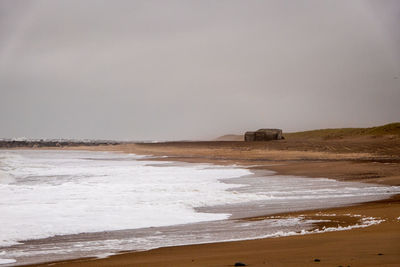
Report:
2,0,399,265
13,136,399,266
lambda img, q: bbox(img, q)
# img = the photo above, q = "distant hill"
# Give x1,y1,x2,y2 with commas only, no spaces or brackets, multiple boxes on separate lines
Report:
214,134,243,141
215,123,400,141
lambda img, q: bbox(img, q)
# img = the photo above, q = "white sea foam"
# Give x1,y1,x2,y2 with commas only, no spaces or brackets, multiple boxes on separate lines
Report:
0,259,16,265
0,150,254,246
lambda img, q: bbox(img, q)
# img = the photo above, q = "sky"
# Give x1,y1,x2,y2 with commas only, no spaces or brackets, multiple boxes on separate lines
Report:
0,0,399,141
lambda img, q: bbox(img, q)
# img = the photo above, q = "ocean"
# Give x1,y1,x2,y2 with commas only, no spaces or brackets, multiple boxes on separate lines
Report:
0,150,399,265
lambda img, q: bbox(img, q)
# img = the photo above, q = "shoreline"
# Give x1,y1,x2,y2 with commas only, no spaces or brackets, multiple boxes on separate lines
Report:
9,142,398,267
8,146,400,266
23,194,400,267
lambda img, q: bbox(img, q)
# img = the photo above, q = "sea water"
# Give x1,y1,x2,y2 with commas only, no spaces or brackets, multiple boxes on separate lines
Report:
0,150,399,265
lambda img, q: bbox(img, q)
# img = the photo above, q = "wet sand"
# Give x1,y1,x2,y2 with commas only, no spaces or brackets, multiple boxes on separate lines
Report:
23,138,400,266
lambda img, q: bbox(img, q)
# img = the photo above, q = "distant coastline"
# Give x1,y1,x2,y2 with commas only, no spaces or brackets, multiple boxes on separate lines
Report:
0,139,121,148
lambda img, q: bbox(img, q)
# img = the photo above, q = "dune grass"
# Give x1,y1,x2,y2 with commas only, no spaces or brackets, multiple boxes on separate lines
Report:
285,123,400,140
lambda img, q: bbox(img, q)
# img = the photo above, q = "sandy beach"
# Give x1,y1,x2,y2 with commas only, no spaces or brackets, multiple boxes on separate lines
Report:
2,0,399,265
21,136,400,267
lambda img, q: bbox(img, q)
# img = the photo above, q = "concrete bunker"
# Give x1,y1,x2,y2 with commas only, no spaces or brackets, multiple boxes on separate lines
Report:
244,128,283,141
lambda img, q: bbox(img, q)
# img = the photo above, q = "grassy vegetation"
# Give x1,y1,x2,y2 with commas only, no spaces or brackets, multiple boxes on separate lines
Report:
285,123,400,140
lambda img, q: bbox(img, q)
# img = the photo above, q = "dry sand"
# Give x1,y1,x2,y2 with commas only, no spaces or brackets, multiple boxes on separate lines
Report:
24,137,400,266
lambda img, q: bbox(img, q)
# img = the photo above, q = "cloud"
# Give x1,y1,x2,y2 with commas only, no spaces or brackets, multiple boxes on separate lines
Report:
0,0,399,140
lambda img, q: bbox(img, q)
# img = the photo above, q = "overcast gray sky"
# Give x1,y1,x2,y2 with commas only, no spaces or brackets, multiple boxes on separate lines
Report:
0,0,399,140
